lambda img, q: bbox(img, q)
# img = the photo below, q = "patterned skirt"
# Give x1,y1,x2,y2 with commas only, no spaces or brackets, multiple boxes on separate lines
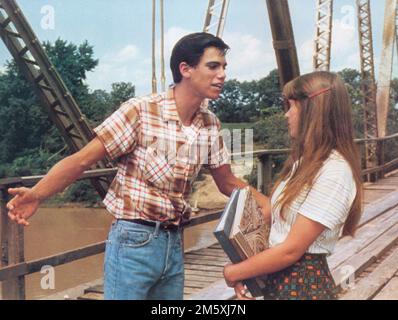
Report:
263,253,338,300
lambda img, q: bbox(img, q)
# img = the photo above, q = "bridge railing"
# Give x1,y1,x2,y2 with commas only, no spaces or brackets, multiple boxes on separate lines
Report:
1,133,398,299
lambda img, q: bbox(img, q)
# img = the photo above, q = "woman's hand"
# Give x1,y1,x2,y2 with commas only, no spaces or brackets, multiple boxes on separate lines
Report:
224,263,255,300
233,282,255,300
223,263,237,287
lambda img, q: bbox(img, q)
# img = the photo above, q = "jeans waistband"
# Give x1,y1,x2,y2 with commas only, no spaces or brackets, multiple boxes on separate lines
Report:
118,219,186,232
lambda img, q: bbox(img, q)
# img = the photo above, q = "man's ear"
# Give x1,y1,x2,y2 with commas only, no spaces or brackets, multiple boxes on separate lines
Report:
179,62,192,80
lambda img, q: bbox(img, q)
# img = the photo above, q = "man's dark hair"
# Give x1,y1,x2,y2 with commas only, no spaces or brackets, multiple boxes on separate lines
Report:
170,32,229,83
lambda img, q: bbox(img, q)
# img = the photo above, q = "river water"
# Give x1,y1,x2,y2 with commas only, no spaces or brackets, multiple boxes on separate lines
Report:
24,206,218,300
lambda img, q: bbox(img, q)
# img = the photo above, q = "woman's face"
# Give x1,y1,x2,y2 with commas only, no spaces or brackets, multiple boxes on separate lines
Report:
285,99,300,139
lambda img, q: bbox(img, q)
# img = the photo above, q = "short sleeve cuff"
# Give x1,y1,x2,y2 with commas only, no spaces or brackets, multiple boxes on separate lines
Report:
93,125,118,160
208,146,230,169
92,101,140,160
298,209,338,230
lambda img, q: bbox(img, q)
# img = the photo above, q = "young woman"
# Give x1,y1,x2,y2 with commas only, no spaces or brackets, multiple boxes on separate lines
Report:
223,71,363,300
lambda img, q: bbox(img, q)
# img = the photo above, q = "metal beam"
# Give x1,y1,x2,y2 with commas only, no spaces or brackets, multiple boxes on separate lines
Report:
203,0,230,37
313,0,333,71
377,0,397,138
0,0,112,198
151,0,157,93
160,0,166,92
265,0,300,90
396,2,398,59
357,0,378,170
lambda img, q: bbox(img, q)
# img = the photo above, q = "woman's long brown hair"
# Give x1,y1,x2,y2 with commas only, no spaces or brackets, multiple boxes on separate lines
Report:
272,71,363,236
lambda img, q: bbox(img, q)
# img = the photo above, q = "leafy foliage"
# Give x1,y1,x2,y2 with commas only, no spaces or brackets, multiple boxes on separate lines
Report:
210,69,283,123
0,39,135,203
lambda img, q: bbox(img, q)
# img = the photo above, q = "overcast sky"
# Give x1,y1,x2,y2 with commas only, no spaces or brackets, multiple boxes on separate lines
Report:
0,0,394,96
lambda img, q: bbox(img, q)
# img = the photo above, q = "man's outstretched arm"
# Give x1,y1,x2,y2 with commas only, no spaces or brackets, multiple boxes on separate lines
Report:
7,137,107,226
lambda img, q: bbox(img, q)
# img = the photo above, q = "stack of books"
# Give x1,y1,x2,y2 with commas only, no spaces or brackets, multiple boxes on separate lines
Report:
214,187,270,297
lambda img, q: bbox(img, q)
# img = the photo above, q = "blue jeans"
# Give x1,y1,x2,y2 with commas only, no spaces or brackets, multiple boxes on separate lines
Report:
104,220,184,300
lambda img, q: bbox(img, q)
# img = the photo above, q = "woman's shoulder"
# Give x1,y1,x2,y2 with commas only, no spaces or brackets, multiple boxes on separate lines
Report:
319,150,354,178
325,150,351,167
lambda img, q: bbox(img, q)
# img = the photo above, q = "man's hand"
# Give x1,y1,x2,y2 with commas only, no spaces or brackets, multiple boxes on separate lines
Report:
5,137,108,227
251,189,271,224
7,187,41,226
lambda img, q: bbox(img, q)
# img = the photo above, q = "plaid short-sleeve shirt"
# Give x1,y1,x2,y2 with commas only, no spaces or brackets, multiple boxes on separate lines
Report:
94,86,230,225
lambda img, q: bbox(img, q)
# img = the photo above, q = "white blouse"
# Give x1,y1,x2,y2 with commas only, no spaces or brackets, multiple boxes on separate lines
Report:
269,150,357,256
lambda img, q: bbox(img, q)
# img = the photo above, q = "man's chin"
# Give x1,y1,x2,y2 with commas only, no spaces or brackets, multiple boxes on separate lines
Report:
207,93,221,100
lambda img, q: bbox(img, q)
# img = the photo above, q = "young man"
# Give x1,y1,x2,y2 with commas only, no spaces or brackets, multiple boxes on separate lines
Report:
7,33,269,300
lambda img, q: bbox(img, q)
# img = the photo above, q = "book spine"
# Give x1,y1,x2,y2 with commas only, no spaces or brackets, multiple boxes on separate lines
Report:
213,231,242,264
243,278,265,298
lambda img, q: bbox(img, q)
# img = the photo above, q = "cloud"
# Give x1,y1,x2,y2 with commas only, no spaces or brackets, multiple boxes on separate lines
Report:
86,27,194,94
298,38,315,74
331,18,359,71
113,45,139,63
86,44,150,93
223,32,276,81
297,18,359,73
164,26,194,57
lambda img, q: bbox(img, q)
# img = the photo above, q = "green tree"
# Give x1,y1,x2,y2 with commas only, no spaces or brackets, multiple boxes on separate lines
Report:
110,82,135,109
254,69,283,116
211,69,283,122
44,39,98,101
84,89,112,125
84,82,135,127
253,113,289,149
210,79,249,122
337,68,363,138
0,62,51,163
0,39,103,174
0,39,136,203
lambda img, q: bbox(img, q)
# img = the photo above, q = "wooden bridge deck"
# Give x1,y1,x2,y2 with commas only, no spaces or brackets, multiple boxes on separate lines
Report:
74,171,398,300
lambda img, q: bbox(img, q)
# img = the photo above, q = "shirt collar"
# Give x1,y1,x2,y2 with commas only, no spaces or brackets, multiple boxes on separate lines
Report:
160,85,209,126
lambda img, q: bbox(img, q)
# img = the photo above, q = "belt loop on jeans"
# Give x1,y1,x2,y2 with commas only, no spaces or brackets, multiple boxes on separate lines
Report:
154,221,161,238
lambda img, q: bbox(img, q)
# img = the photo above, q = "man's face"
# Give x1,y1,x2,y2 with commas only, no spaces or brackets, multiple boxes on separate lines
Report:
187,47,227,100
